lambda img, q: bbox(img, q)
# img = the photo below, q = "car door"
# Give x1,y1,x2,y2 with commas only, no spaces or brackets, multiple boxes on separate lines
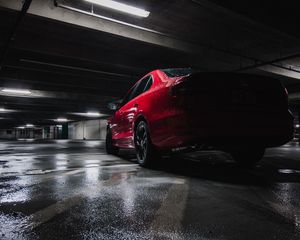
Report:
120,76,152,148
110,107,122,141
112,85,137,145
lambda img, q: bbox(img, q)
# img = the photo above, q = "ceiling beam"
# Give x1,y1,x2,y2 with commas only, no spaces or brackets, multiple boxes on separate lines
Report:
235,52,300,73
0,0,205,55
258,65,300,80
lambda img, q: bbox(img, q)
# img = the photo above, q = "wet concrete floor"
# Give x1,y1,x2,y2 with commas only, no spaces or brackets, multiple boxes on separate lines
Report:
0,140,300,239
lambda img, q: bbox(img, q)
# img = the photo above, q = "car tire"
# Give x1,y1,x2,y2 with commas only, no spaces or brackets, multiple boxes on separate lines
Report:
230,147,265,167
134,121,160,168
105,128,119,155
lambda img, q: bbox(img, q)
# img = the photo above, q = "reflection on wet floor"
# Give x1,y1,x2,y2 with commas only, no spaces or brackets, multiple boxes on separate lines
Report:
0,140,300,239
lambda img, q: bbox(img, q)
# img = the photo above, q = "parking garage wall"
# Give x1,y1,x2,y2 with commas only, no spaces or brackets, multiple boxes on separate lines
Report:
68,119,107,140
0,129,43,139
0,129,16,139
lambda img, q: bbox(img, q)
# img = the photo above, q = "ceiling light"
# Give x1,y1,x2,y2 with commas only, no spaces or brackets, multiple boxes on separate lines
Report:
2,88,31,94
56,118,68,122
56,3,161,34
87,112,101,117
0,108,6,112
296,124,300,128
26,124,34,127
17,126,25,129
85,0,150,17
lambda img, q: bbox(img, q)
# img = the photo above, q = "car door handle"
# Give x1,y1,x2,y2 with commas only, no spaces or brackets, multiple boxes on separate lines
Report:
134,103,138,108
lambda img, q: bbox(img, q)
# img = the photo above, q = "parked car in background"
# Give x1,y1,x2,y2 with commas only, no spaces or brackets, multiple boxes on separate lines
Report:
106,68,294,167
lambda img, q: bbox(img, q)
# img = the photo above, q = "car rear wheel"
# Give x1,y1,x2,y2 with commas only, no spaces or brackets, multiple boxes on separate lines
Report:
230,147,265,167
106,128,119,155
134,121,159,168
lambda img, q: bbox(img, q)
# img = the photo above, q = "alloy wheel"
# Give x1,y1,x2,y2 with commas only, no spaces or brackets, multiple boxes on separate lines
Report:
135,124,148,162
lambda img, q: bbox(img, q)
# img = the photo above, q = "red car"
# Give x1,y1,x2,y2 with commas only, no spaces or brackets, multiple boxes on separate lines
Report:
106,68,294,167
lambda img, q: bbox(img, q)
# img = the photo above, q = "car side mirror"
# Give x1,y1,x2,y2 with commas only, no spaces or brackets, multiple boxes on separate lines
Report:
107,100,121,111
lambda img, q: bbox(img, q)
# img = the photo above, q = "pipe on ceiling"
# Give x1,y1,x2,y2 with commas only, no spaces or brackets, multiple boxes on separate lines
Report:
0,0,32,71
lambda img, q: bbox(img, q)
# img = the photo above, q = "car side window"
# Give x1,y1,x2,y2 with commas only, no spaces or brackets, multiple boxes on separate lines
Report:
121,75,153,106
121,85,137,106
131,76,153,99
131,77,148,99
143,76,153,92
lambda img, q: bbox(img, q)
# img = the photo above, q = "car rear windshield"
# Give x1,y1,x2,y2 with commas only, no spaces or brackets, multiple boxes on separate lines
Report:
161,68,194,77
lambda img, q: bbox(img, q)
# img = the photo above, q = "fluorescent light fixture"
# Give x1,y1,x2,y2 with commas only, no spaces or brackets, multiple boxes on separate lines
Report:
0,108,6,112
26,124,34,127
56,118,68,122
17,126,25,129
2,88,31,94
56,3,161,34
87,112,101,117
85,0,150,17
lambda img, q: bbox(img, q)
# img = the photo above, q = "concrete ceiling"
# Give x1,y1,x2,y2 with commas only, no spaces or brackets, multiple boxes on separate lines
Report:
0,0,300,128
